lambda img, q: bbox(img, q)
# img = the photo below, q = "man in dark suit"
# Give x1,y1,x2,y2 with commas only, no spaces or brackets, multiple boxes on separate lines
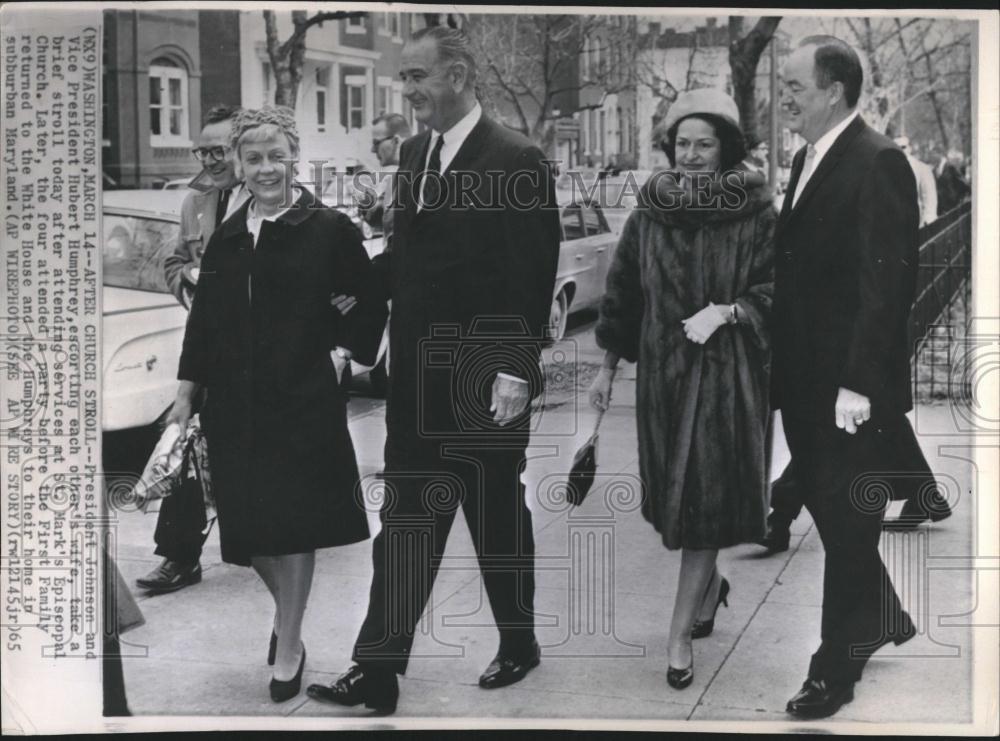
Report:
772,36,921,719
307,26,560,714
137,105,248,594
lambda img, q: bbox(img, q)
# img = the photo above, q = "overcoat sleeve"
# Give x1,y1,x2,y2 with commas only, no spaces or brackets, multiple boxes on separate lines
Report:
498,146,561,391
595,210,644,363
332,217,389,367
176,228,221,385
163,192,198,304
841,147,919,399
733,206,776,351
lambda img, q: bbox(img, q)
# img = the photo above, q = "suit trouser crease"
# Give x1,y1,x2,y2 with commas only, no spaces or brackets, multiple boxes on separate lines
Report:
353,443,535,674
782,414,906,685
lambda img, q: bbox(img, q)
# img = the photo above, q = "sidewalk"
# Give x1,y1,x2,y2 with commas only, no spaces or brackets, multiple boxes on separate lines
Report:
113,336,979,729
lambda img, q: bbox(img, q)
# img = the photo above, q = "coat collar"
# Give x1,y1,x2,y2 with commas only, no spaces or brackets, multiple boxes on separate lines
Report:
778,115,867,228
217,185,319,239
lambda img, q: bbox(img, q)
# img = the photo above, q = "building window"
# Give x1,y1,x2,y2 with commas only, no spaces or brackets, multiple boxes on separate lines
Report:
347,15,365,34
582,38,590,79
378,82,392,115
589,110,598,154
149,58,189,147
599,110,606,156
346,77,366,131
392,81,404,114
379,12,401,39
316,67,330,132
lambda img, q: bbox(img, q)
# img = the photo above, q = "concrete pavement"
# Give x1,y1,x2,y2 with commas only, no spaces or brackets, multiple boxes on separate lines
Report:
111,327,982,730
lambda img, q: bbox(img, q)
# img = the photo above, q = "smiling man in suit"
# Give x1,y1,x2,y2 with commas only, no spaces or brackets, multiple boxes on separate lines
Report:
138,104,249,595
307,26,560,714
772,36,921,719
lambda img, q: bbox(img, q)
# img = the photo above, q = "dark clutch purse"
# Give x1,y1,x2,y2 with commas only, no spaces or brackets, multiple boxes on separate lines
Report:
566,410,605,506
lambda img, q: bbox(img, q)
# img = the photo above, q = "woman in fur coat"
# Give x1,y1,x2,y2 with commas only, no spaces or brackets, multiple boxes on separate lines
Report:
589,89,776,690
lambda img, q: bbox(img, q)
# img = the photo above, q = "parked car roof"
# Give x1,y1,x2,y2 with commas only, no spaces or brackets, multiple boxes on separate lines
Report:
104,189,189,219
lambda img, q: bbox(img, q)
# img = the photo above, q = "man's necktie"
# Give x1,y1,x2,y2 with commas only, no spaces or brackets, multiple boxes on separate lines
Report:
792,144,817,208
419,134,444,211
215,188,231,227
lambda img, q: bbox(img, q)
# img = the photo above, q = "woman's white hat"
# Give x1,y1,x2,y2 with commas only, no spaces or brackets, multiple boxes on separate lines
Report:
664,88,741,132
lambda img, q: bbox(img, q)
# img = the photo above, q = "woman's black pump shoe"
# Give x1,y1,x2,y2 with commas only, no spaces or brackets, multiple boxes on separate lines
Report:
667,662,694,690
270,646,306,703
692,577,730,639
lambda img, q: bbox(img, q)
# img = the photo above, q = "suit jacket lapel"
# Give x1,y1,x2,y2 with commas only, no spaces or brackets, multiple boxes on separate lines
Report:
445,116,492,175
777,147,806,230
403,131,432,221
787,115,866,219
198,189,220,236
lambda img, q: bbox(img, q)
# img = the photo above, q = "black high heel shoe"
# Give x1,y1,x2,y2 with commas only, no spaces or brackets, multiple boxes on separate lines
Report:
667,662,694,690
270,645,306,703
691,577,730,639
267,630,277,666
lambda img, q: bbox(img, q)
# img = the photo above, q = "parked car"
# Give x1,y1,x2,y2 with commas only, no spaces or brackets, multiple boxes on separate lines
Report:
548,196,619,341
102,190,190,432
102,190,390,431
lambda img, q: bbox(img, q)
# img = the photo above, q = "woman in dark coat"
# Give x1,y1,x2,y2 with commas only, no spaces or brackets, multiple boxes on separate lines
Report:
168,107,386,702
589,90,775,690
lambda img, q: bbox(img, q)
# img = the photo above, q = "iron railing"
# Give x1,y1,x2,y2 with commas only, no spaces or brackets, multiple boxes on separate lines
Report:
909,201,972,399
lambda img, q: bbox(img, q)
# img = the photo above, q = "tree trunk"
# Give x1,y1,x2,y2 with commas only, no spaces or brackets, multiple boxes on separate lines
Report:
728,16,782,146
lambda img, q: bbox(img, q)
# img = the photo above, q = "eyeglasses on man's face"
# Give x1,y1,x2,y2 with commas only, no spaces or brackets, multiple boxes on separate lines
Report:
371,135,395,153
192,145,229,163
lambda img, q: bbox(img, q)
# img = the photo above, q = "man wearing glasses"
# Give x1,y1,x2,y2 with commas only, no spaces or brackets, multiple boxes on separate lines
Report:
138,104,249,594
359,112,411,250
163,105,250,308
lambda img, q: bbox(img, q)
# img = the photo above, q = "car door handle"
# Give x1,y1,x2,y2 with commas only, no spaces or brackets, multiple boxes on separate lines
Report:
596,247,606,253
575,255,584,261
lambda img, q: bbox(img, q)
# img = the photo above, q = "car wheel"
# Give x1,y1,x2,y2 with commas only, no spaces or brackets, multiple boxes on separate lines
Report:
549,287,570,342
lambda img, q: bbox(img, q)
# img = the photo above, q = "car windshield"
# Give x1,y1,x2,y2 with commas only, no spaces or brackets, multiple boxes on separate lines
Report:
103,213,178,293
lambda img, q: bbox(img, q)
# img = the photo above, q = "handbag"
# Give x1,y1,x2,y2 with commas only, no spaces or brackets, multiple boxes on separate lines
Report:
566,409,605,506
135,416,215,518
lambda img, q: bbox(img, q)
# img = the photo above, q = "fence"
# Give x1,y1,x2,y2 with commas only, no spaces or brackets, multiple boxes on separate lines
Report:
910,201,972,400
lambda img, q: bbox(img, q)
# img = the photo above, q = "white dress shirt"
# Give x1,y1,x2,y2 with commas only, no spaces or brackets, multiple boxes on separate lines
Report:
246,186,301,247
792,110,859,207
417,102,482,211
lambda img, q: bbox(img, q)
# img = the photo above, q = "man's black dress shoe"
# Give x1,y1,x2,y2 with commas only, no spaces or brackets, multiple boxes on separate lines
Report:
883,490,952,530
306,664,399,714
786,678,855,718
135,559,202,593
270,645,306,703
757,522,791,553
478,640,541,689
